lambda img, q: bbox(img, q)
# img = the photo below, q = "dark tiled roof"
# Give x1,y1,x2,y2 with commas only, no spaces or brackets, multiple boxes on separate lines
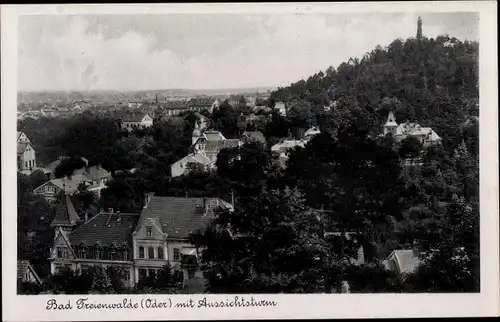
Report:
70,212,140,248
137,197,232,239
205,139,241,153
163,102,189,110
52,194,81,226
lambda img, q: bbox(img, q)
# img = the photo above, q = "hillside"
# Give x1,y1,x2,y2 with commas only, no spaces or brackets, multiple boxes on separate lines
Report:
270,34,479,153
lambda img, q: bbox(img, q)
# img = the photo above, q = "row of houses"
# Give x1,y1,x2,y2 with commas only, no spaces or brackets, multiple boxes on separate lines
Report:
19,189,421,290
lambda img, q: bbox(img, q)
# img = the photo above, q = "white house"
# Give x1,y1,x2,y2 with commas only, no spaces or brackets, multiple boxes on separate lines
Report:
383,111,441,147
382,249,422,275
271,139,307,167
17,141,36,174
17,131,31,143
170,153,214,177
304,126,321,139
274,102,287,116
121,113,153,132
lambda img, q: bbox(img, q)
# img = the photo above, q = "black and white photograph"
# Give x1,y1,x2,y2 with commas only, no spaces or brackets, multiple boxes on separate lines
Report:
2,2,499,320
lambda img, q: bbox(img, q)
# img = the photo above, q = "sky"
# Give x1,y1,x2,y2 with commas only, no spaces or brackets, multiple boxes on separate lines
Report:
17,12,479,92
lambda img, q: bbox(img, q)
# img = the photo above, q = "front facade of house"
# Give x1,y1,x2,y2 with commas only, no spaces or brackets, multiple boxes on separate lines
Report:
49,193,232,288
17,142,36,174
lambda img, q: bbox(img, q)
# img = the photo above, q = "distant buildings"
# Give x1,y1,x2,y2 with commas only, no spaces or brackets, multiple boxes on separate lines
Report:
383,111,441,147
187,97,219,113
121,113,153,132
48,192,233,287
33,164,111,202
271,126,320,167
271,139,307,167
171,117,243,177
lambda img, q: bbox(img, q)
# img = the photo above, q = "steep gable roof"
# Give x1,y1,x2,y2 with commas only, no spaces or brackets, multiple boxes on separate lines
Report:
384,249,422,274
17,142,31,155
17,260,42,284
205,139,241,153
51,193,80,226
70,212,140,248
136,196,232,239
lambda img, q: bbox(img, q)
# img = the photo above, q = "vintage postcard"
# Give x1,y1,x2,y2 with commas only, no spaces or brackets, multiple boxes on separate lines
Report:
1,1,499,321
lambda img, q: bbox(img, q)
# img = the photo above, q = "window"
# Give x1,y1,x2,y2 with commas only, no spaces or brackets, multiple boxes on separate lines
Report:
173,248,180,261
123,270,130,282
25,161,28,168
138,246,145,258
148,247,155,259
158,247,164,259
56,247,62,258
146,227,152,237
95,248,101,259
62,247,69,258
138,268,147,279
123,250,129,261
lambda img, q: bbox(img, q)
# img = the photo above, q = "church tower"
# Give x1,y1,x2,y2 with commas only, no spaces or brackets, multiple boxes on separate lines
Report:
416,16,423,39
384,111,398,136
51,191,80,241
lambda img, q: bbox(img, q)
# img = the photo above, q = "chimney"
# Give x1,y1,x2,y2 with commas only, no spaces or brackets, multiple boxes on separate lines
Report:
230,190,235,206
143,192,154,208
84,213,88,222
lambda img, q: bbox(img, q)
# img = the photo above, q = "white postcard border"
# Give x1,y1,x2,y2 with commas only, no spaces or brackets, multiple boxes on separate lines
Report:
2,2,498,321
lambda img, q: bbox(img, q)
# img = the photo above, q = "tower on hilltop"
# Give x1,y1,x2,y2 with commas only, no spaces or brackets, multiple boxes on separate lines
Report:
416,16,423,39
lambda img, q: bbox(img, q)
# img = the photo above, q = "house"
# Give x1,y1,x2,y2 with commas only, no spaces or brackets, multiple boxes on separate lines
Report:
48,193,233,288
17,260,42,285
162,102,189,117
128,101,143,109
273,102,287,116
17,141,36,174
382,249,422,275
171,153,214,177
192,130,242,162
187,97,220,113
241,131,266,146
121,113,153,132
304,126,321,139
33,164,111,201
271,139,307,167
383,111,441,147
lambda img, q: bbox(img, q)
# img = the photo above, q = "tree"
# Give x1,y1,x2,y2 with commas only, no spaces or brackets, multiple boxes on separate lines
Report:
190,187,328,293
54,156,87,178
406,195,479,292
399,136,423,160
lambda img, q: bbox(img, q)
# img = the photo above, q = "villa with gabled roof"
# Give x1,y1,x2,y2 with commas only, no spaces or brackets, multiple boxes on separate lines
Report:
48,191,233,288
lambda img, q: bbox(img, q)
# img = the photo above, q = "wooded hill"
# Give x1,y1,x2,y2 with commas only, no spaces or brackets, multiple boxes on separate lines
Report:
270,34,479,154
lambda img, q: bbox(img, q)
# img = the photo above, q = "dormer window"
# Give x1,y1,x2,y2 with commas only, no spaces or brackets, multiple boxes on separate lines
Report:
146,227,153,237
